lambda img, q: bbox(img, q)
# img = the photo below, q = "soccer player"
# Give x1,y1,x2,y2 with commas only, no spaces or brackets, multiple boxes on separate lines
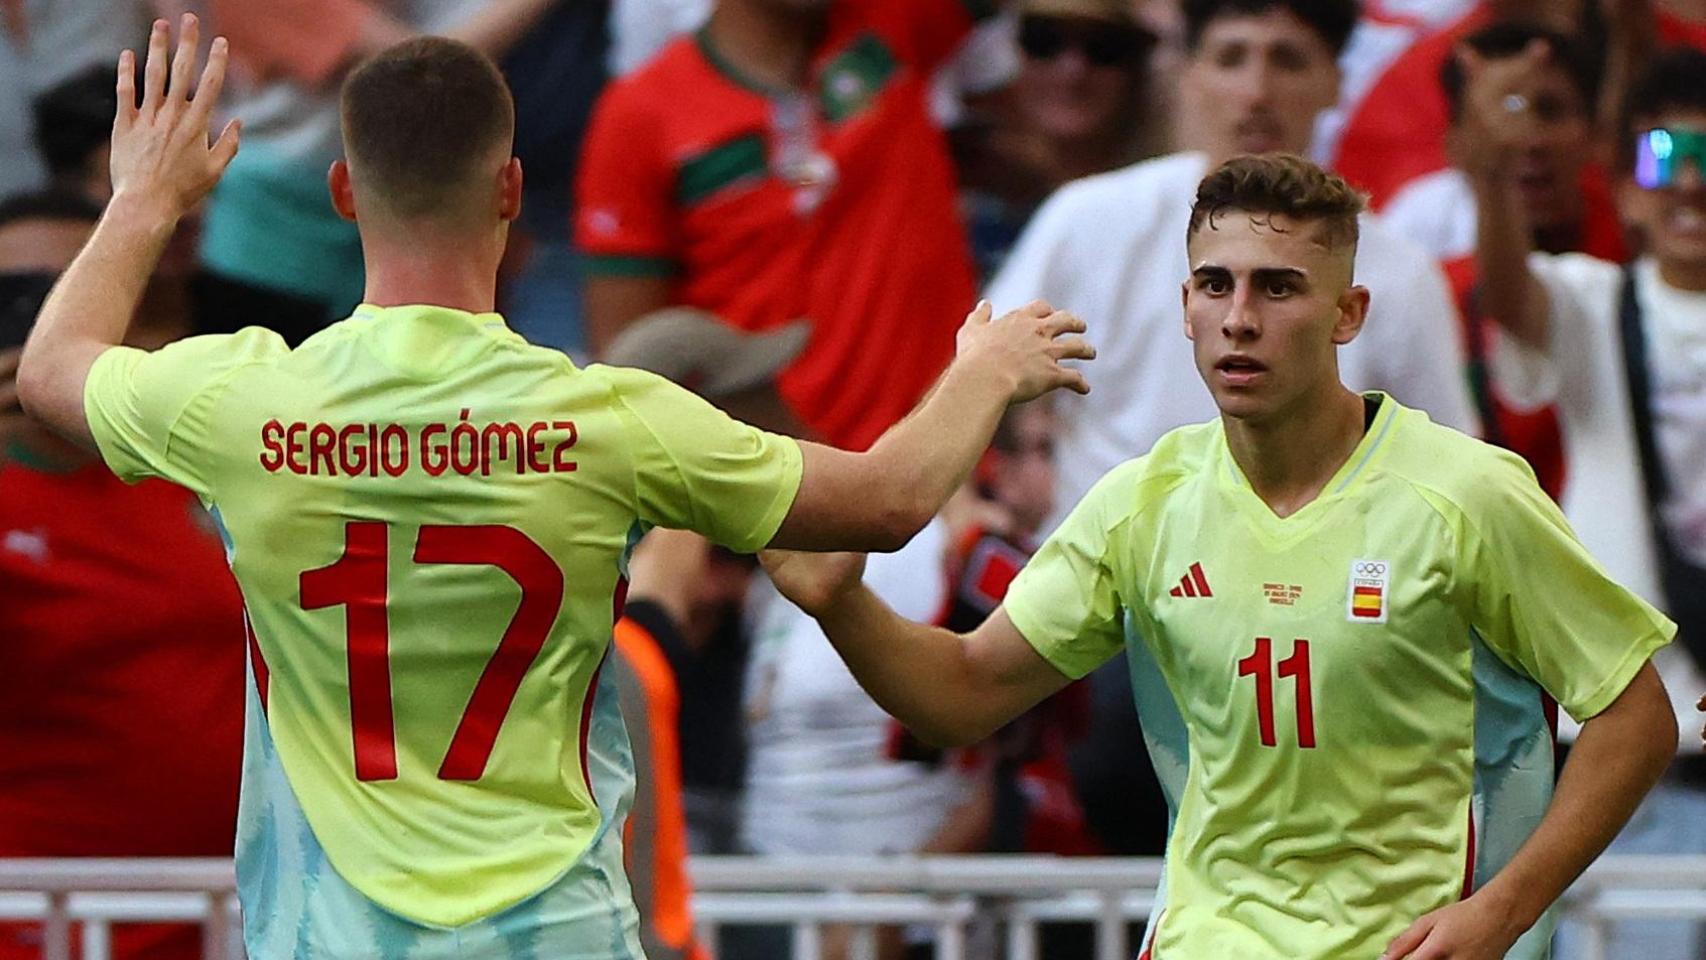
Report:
764,154,1679,960
15,17,1093,959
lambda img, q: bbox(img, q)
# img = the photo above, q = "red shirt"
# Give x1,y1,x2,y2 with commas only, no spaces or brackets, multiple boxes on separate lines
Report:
0,461,244,960
1334,5,1706,208
576,0,982,450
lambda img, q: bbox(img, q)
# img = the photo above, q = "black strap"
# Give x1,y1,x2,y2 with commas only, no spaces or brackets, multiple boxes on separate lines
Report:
1614,266,1706,667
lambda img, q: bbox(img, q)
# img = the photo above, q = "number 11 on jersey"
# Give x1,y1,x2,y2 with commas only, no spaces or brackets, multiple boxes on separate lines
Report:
1237,637,1316,748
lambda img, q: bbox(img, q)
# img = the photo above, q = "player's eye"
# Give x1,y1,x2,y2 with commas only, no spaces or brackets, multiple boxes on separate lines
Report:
1199,277,1232,295
1264,279,1295,297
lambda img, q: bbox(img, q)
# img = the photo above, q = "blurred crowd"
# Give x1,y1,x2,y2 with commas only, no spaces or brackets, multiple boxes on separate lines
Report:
2,0,1705,959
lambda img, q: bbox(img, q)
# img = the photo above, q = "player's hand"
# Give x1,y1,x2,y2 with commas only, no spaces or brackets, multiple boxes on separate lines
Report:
1380,893,1526,960
955,300,1094,404
109,15,241,224
760,549,868,618
1449,39,1553,185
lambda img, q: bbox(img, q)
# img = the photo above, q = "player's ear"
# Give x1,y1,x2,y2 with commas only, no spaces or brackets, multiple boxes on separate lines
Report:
498,157,524,223
328,161,358,223
1181,281,1195,341
1332,285,1371,346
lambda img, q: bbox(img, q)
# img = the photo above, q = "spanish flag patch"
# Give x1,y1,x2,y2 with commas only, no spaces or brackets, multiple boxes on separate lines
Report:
1347,559,1389,624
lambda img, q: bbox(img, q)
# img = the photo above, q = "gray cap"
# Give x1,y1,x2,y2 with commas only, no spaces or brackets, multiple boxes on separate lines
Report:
603,307,811,400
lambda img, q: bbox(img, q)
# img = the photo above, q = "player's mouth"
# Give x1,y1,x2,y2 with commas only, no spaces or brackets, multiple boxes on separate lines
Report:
1215,354,1269,387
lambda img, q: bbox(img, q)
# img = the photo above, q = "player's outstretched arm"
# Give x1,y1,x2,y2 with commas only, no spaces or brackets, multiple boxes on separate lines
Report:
16,15,239,447
768,300,1092,552
1382,661,1675,960
762,549,1072,746
1459,41,1554,350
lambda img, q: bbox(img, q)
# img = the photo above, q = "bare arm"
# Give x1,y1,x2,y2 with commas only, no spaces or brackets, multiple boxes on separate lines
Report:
583,274,671,356
769,301,1091,552
1383,661,1675,959
16,17,238,445
762,550,1072,746
1456,42,1555,350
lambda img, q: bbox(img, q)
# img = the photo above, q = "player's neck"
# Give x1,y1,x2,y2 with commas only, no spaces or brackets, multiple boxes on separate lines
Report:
1223,384,1367,519
359,236,502,315
705,0,826,90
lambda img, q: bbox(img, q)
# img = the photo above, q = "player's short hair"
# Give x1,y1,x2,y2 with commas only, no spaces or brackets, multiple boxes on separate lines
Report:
340,37,515,219
1617,46,1706,172
1188,154,1366,253
1180,0,1357,57
1439,22,1597,125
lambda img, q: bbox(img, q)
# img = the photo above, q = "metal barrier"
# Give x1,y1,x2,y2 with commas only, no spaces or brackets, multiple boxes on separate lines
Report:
1,856,1704,960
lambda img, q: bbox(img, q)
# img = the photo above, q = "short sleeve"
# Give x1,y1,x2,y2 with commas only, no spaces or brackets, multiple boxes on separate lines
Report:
1453,452,1675,722
602,365,803,552
83,328,287,501
574,81,680,278
1002,466,1134,679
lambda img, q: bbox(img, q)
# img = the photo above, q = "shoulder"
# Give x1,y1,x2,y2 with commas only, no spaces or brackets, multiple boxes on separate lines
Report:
1043,152,1202,224
1377,405,1541,526
1528,250,1623,302
592,37,702,120
1378,168,1475,258
1077,420,1216,524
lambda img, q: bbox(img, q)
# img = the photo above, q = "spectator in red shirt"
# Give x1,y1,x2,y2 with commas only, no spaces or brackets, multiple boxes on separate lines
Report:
0,190,245,960
1334,0,1706,209
1382,21,1625,498
576,0,988,450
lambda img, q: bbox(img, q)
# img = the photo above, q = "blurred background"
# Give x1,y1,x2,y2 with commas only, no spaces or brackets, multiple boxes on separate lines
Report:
2,1,1705,959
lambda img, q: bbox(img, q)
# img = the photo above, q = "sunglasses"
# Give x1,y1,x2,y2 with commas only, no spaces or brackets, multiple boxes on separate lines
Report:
1018,16,1151,68
1634,127,1706,190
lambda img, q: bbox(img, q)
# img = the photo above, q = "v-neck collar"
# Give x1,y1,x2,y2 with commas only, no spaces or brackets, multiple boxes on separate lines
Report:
1217,392,1402,537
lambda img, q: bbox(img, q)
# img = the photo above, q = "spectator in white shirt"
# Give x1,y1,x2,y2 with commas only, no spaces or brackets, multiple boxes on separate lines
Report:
986,0,1477,530
1469,44,1706,960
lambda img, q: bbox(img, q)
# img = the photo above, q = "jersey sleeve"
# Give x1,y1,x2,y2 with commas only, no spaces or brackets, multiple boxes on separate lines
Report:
574,79,680,279
602,365,803,552
1002,464,1135,680
83,328,287,501
1451,450,1675,722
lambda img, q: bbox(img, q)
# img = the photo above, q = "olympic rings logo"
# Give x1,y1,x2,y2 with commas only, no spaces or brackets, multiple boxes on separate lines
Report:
1354,561,1387,576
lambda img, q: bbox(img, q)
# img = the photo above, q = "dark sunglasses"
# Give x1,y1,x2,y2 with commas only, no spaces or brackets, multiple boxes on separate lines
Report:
1018,16,1152,68
1634,126,1706,190
0,272,56,351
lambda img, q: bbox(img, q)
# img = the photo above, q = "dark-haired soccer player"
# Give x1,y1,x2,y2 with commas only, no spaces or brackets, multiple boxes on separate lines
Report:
766,154,1677,960
16,16,1093,959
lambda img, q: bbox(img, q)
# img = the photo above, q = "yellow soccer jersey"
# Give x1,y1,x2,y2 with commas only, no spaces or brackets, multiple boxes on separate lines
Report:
1004,394,1673,960
84,306,801,951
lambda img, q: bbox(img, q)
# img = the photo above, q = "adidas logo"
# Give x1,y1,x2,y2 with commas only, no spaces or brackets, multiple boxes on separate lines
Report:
1168,562,1213,598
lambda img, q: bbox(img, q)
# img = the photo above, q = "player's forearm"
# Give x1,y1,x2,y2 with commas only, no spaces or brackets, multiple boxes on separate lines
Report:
861,362,1015,544
1473,663,1674,933
816,584,1011,747
17,192,177,443
1469,172,1551,349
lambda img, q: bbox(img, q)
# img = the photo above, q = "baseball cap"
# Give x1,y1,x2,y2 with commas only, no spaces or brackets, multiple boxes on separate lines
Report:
603,307,810,400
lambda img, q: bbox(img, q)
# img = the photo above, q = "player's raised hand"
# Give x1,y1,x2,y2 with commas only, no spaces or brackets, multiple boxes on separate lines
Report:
110,15,240,223
955,300,1094,404
1380,895,1525,960
760,549,868,618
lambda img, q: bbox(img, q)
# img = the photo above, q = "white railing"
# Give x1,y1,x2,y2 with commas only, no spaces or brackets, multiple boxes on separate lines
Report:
1,856,1703,960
